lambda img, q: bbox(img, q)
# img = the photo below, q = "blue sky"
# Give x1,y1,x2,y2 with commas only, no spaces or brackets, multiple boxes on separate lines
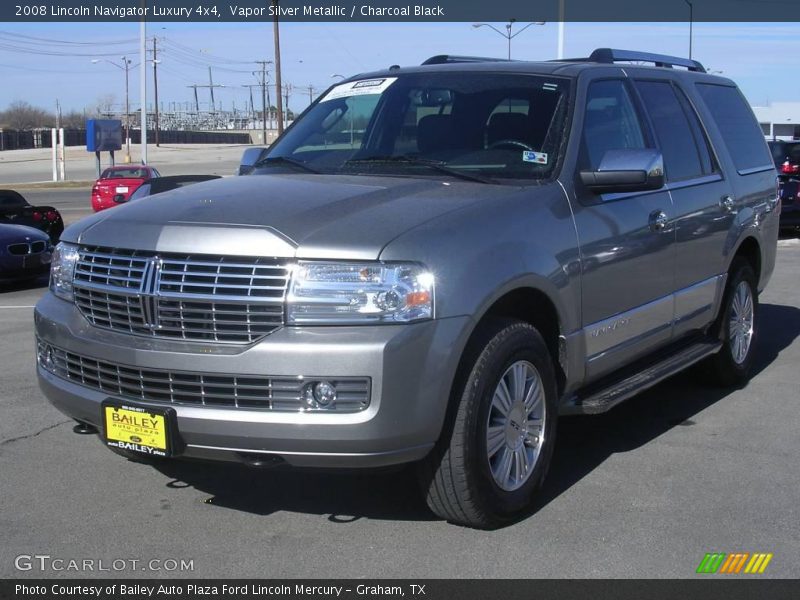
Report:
0,22,797,114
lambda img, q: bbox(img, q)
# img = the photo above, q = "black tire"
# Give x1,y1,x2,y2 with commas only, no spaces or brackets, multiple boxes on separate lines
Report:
418,320,558,529
701,259,759,387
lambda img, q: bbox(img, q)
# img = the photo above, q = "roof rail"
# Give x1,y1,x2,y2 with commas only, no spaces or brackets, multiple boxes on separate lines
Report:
580,48,706,73
421,55,512,66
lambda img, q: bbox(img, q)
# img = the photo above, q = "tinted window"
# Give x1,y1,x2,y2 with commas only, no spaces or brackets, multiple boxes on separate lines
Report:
636,81,704,181
673,87,715,174
582,80,647,170
696,84,772,172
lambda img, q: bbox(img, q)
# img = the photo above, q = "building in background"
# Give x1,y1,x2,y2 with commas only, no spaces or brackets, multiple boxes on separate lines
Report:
753,102,800,141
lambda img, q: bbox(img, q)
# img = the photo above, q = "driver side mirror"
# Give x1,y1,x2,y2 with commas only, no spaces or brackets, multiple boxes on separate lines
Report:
579,148,665,194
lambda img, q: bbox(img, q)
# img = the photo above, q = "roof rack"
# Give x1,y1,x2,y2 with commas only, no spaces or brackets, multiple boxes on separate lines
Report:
561,48,706,73
421,55,512,66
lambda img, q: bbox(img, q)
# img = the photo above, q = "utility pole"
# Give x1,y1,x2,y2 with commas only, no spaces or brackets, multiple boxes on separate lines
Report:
283,83,292,129
208,67,217,113
188,78,225,113
272,0,284,135
307,84,316,105
255,60,272,145
241,84,258,121
188,85,200,112
152,36,160,146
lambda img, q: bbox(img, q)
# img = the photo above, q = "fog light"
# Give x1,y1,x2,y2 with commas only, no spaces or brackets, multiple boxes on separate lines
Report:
313,381,337,406
302,381,338,409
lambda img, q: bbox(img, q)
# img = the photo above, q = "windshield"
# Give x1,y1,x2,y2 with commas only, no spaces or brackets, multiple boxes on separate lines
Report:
264,72,571,183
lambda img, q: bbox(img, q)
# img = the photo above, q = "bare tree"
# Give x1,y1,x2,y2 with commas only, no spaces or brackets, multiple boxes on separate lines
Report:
0,101,55,129
61,110,87,129
93,94,117,118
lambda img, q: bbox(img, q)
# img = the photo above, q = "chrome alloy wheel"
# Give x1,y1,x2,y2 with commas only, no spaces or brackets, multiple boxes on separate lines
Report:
486,360,546,492
729,280,754,365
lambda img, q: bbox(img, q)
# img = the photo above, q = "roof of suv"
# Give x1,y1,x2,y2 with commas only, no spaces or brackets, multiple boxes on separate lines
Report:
344,48,734,85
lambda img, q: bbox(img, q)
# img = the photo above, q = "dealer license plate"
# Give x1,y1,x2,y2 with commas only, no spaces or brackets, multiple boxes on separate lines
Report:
102,402,175,457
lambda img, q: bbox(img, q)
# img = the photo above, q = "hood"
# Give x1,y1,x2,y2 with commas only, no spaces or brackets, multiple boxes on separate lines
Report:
0,223,50,242
66,174,515,259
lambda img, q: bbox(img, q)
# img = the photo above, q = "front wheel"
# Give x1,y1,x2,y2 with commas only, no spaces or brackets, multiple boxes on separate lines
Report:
419,320,558,529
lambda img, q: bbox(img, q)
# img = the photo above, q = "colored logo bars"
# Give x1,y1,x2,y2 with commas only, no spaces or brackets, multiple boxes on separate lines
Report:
697,553,773,574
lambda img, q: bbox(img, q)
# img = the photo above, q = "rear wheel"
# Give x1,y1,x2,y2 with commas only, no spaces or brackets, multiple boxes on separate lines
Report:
701,260,759,386
419,320,558,529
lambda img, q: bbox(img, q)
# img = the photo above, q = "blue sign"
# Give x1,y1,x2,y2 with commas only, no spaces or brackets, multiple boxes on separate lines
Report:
86,119,122,152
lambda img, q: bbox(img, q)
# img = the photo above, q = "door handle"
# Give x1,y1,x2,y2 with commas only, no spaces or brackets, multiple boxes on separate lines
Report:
720,195,736,213
649,210,669,232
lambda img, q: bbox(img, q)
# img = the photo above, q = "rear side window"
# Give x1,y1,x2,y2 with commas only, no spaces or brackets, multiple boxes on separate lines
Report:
636,81,708,181
696,84,772,172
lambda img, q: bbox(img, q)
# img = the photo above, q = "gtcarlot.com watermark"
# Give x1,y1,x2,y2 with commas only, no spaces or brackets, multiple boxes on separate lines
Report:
14,554,194,573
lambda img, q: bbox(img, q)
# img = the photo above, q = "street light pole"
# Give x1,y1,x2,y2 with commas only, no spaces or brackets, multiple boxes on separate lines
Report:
272,0,284,136
140,18,147,165
124,58,130,161
91,56,134,162
153,37,160,147
684,0,693,60
472,20,545,60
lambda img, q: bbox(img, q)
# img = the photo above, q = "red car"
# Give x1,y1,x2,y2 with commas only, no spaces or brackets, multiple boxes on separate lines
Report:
91,165,161,212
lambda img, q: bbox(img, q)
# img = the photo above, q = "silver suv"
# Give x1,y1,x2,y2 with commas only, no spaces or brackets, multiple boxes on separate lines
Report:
36,49,779,528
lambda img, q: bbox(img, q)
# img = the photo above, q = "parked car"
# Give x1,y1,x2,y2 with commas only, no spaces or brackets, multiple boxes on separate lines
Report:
125,175,222,202
91,165,160,212
0,189,64,242
768,141,800,232
0,223,51,280
237,147,268,175
37,49,779,528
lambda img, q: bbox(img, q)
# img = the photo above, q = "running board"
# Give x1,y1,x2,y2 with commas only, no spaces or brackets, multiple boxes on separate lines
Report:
566,340,723,415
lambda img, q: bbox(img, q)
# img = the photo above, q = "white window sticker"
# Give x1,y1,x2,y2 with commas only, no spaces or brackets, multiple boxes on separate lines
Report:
522,151,549,165
320,77,398,103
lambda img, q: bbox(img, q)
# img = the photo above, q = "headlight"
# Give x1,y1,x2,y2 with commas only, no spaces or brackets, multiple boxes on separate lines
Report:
287,261,434,324
49,242,80,302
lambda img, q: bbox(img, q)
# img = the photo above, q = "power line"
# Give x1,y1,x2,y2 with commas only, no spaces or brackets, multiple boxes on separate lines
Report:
0,30,138,46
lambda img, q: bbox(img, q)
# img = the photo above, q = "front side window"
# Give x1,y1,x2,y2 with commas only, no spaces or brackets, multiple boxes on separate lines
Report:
263,73,571,183
581,80,647,170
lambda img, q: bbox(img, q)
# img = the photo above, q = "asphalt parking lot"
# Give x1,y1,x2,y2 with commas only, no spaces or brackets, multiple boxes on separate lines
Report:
1,191,798,578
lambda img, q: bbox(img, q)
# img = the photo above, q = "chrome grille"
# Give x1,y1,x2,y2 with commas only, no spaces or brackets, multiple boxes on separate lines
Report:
72,246,290,343
37,340,370,412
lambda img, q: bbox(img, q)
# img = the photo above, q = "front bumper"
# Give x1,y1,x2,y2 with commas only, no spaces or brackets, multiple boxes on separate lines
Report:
35,292,470,468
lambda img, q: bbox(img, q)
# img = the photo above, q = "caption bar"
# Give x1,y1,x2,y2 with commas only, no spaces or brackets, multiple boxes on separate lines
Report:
5,0,800,22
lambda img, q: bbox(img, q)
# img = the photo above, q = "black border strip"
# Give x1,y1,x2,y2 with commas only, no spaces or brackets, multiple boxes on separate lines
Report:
3,579,800,600
4,1,800,23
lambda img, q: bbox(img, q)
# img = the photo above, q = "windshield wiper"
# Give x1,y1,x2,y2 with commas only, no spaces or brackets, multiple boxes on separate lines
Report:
345,155,496,184
254,155,320,174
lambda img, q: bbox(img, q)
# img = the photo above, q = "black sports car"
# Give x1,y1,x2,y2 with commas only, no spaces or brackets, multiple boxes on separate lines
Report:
124,175,222,202
0,223,52,280
0,189,64,242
